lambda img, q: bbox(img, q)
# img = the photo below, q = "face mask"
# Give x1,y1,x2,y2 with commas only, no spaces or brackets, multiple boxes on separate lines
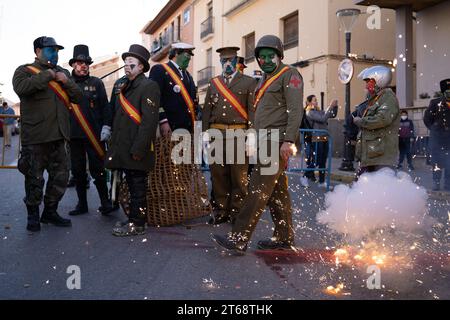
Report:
401,116,408,121
124,57,143,79
221,57,237,76
258,48,280,74
73,61,89,77
365,79,377,96
176,51,191,70
41,47,59,66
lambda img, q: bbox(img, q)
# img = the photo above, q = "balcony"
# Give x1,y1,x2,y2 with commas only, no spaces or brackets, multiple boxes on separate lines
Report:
200,16,214,40
150,33,174,62
197,66,214,87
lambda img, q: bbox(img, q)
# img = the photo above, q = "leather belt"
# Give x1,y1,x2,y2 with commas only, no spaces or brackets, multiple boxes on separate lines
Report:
210,123,248,130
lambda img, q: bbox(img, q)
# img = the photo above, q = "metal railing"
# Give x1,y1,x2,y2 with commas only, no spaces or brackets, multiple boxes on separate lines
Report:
287,129,333,191
0,114,21,169
200,128,334,191
200,16,214,39
197,66,214,87
151,32,174,54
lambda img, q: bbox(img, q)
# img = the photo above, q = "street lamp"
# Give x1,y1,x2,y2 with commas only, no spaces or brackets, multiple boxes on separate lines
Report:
336,8,360,172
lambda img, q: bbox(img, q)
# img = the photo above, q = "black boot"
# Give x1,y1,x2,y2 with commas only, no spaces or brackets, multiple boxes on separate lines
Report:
26,205,40,232
69,184,88,216
41,203,72,227
95,180,115,215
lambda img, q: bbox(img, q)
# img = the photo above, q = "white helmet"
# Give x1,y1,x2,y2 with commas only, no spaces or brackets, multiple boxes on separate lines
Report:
358,65,392,89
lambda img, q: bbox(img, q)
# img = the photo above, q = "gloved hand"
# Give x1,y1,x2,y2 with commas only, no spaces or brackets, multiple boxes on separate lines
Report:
245,132,257,158
100,125,112,142
353,116,363,128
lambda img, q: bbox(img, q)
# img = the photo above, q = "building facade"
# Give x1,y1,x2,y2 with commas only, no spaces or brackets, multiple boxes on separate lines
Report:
192,0,396,119
141,0,195,74
89,55,124,100
356,0,450,138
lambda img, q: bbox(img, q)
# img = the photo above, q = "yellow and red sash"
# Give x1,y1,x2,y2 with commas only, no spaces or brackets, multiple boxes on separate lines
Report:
118,92,155,152
26,65,105,159
253,66,290,109
161,63,196,127
211,77,248,121
118,92,142,125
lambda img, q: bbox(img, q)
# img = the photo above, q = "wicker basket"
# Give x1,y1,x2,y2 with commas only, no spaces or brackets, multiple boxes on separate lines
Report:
119,136,211,226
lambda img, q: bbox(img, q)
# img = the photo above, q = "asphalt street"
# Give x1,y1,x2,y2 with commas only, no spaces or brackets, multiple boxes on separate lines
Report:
0,136,449,300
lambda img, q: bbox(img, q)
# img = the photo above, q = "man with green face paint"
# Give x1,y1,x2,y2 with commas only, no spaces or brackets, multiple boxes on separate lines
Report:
213,35,304,255
149,42,197,135
12,36,83,232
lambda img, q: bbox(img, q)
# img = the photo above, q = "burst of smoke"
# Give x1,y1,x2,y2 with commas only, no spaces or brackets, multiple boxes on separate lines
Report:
317,169,428,239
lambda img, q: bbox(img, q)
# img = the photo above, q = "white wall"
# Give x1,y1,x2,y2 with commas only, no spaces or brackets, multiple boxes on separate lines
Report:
416,0,450,99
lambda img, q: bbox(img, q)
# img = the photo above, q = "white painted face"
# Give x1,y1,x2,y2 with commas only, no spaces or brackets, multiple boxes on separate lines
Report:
73,61,89,77
124,56,143,79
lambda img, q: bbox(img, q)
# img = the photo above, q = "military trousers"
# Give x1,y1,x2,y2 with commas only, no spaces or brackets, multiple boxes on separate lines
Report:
210,163,248,219
69,138,109,205
18,140,69,207
231,145,294,245
124,169,148,227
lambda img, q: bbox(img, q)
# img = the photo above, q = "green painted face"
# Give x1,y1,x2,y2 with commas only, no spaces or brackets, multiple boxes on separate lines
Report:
176,51,191,70
258,48,280,74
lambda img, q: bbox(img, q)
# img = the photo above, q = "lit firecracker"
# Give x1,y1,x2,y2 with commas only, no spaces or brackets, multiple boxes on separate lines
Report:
333,241,413,269
290,144,298,156
324,283,351,296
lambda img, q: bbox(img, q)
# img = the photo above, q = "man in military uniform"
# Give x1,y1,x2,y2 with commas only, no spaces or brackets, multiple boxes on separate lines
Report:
12,36,83,231
424,78,450,191
105,44,160,236
213,35,303,255
149,42,197,135
352,66,400,177
67,44,115,216
202,47,257,225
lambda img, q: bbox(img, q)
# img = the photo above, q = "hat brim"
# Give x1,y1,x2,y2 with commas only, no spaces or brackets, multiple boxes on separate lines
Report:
44,45,64,50
122,52,150,73
69,58,94,67
179,49,194,56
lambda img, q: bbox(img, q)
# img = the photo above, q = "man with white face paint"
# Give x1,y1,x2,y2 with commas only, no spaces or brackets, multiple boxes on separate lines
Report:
105,44,160,237
202,46,257,225
67,44,115,217
213,35,303,255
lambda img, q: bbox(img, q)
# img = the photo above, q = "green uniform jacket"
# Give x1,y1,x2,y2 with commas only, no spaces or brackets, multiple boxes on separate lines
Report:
202,72,257,130
105,73,160,172
12,59,83,145
253,64,303,143
355,88,400,167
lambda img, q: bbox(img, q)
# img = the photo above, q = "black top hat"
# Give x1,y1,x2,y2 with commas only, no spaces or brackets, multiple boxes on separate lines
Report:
33,36,64,52
69,44,93,66
122,44,151,73
440,78,450,93
237,56,247,68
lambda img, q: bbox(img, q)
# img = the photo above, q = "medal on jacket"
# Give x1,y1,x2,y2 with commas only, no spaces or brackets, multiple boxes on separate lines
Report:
173,85,181,93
